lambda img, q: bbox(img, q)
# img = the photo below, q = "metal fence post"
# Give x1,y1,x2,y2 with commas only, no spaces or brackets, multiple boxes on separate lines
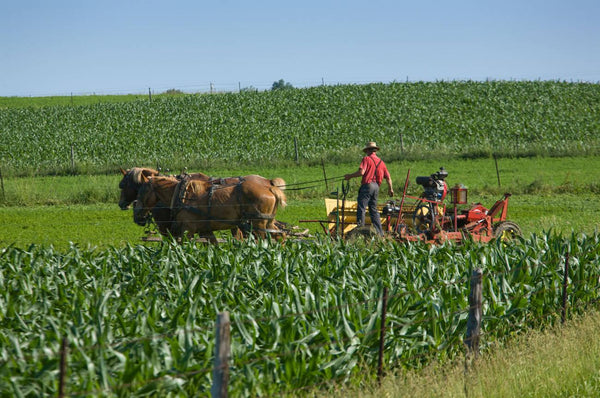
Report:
0,167,5,201
70,144,75,172
294,137,299,163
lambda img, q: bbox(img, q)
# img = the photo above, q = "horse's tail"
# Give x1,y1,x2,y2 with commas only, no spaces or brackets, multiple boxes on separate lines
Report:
269,178,287,208
270,177,286,190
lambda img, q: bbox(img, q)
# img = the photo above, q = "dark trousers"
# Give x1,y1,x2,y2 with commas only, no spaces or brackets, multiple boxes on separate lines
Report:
356,182,384,236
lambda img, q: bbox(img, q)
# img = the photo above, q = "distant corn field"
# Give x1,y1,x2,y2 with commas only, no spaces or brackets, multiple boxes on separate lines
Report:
0,81,598,175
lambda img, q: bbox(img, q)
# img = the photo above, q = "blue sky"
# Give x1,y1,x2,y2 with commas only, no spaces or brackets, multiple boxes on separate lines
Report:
2,0,599,97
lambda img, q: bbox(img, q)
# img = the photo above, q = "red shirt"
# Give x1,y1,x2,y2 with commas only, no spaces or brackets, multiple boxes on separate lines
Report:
360,153,390,185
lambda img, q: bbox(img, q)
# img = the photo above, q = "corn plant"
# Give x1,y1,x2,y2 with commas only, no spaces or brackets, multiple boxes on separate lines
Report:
1,81,599,175
1,232,599,396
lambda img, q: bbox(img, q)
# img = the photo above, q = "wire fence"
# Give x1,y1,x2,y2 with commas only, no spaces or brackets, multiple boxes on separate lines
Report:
5,78,418,99
8,75,600,99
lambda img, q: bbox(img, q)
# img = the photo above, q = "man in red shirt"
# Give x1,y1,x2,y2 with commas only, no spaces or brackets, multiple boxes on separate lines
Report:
344,141,394,236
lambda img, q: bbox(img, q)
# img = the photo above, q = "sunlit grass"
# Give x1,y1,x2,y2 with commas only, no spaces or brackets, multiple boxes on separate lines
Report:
0,204,144,249
0,156,599,248
322,310,600,398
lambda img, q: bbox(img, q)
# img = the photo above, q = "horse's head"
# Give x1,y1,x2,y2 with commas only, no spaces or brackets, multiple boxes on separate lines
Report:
118,168,137,210
118,167,160,210
133,175,160,226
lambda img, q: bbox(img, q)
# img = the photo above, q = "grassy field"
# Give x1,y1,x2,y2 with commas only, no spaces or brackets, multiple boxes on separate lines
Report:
320,310,600,398
0,156,599,249
0,92,176,108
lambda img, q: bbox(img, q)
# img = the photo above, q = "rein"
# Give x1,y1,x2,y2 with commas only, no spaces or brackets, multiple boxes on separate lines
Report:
282,175,346,188
262,175,347,192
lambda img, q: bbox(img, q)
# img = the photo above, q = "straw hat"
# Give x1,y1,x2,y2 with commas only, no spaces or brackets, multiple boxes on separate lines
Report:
363,141,380,152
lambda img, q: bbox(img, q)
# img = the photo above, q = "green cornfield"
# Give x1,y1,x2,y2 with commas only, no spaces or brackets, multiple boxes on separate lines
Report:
2,233,599,396
1,81,599,175
2,81,600,396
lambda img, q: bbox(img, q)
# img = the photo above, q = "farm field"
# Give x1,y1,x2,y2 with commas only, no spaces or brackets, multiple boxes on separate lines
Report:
0,156,599,249
1,81,599,176
1,82,600,396
2,232,600,396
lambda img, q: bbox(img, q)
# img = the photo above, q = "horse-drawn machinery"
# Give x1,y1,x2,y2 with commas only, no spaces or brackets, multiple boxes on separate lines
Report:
311,167,522,244
119,166,521,245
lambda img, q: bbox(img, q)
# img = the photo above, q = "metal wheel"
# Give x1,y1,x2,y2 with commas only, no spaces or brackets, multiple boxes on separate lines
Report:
493,221,522,242
413,202,436,234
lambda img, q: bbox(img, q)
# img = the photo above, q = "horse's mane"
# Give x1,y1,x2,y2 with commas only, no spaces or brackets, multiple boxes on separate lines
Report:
186,180,208,197
152,175,179,189
130,167,160,184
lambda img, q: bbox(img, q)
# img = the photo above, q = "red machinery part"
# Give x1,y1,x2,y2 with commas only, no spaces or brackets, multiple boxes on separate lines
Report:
467,204,488,222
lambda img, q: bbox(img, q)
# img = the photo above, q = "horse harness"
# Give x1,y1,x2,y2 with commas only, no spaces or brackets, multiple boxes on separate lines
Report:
169,175,278,233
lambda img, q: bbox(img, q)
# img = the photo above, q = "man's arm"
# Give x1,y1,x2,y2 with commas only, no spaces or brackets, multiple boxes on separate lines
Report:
344,168,364,180
385,176,394,197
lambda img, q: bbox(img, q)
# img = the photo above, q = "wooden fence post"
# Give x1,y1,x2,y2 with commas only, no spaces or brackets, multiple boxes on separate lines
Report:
377,286,389,385
211,312,231,398
561,252,570,324
58,337,68,398
465,268,483,357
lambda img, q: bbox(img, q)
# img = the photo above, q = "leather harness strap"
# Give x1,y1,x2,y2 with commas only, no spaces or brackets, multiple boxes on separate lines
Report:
170,176,274,224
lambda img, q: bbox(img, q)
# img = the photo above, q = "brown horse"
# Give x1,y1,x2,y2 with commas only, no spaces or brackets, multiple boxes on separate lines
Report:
118,167,286,236
118,167,211,210
118,167,208,235
133,174,287,242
